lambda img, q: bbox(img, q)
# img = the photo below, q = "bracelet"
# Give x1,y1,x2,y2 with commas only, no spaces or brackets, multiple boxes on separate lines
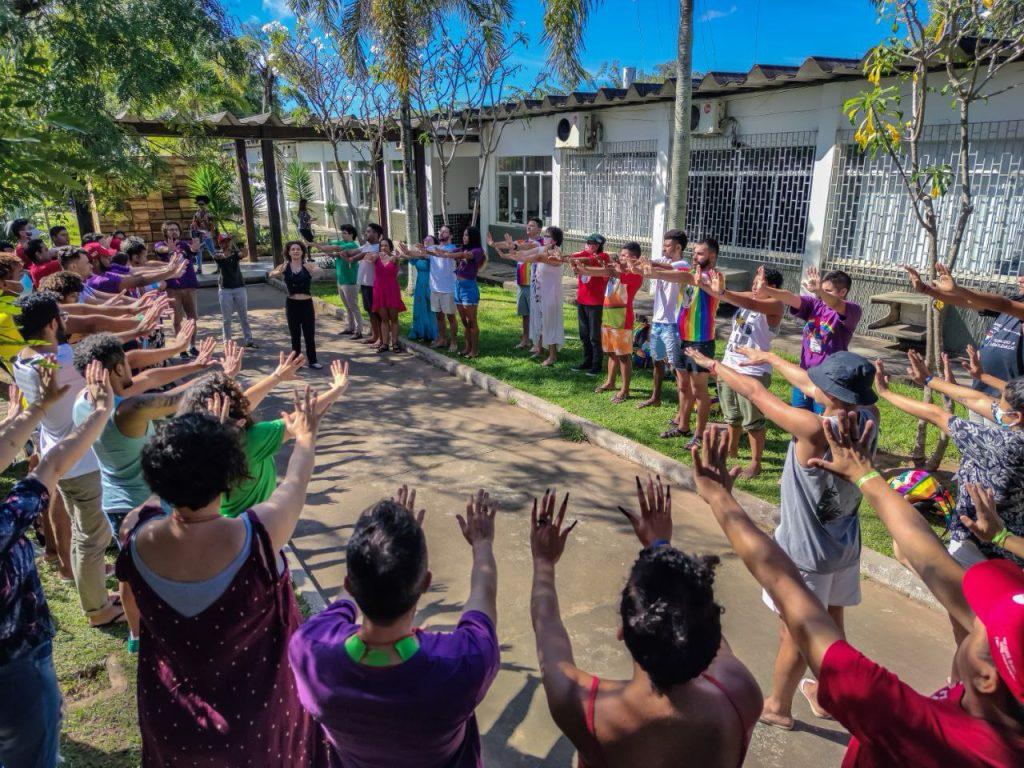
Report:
923,375,934,386
992,528,1012,547
650,538,671,550
854,470,881,489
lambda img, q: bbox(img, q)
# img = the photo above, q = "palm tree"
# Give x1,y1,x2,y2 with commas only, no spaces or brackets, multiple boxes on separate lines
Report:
541,0,694,229
292,0,512,246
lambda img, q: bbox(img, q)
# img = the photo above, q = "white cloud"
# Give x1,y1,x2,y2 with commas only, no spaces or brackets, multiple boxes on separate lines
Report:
262,0,293,21
699,4,738,22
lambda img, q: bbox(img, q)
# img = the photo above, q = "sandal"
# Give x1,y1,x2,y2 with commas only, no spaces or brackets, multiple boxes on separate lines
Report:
659,426,691,439
610,393,629,404
799,679,834,720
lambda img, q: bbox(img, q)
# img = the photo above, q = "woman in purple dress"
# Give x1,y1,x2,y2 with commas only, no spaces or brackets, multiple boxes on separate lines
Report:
115,388,333,767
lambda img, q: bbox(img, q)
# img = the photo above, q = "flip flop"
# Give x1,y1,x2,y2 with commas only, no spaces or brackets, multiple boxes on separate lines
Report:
89,607,126,629
611,393,629,403
758,713,795,731
799,678,834,720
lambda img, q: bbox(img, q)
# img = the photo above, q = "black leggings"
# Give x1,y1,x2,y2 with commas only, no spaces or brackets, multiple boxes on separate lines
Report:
286,298,318,364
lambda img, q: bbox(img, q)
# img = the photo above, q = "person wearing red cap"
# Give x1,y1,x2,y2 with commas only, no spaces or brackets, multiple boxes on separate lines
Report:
693,417,1024,767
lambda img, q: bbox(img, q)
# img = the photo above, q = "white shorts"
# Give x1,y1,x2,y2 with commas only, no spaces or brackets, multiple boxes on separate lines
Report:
430,290,455,315
762,560,862,612
948,538,988,568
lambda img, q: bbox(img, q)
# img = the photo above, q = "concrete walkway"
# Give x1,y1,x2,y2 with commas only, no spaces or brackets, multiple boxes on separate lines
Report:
197,284,953,768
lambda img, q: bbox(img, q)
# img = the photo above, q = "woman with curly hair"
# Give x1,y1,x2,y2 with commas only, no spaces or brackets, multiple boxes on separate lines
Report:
528,477,762,768
115,392,330,766
177,353,350,517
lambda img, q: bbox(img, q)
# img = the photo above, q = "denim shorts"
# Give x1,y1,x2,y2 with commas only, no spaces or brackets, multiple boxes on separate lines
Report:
649,322,681,367
455,279,480,306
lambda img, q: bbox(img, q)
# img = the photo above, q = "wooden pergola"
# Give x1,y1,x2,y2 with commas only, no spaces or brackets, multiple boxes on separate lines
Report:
116,111,397,263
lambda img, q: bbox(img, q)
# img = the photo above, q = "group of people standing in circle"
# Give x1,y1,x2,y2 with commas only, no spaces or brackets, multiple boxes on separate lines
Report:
278,221,488,364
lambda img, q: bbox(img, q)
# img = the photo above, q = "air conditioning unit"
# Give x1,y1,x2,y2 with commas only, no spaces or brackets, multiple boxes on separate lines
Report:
690,100,726,136
555,113,599,149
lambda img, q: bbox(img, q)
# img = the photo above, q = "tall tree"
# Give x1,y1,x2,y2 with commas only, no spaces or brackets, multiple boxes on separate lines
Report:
844,0,1024,466
291,0,511,244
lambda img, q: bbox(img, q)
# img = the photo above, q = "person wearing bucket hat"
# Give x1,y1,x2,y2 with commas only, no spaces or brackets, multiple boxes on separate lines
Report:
569,233,610,376
685,344,879,730
692,415,1024,767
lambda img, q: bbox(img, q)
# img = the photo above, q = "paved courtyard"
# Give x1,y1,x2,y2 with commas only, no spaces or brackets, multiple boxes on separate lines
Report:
199,283,953,768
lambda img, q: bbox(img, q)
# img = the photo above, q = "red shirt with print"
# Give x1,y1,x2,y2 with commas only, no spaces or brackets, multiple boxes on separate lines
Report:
29,259,61,289
817,640,1024,767
574,250,610,306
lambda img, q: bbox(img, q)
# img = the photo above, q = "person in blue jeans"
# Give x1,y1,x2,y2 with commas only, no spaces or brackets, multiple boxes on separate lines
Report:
755,266,862,413
0,361,114,768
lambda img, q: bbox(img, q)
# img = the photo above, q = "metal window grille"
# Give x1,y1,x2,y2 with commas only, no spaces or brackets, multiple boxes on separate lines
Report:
559,140,657,245
685,131,817,267
822,120,1024,286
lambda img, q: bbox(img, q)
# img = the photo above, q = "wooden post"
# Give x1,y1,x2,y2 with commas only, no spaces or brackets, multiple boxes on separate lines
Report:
234,140,259,262
261,138,284,264
414,140,429,241
375,158,389,236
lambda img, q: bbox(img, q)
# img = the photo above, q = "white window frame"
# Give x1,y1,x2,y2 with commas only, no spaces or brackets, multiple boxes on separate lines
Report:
389,160,406,213
349,161,373,210
495,156,553,225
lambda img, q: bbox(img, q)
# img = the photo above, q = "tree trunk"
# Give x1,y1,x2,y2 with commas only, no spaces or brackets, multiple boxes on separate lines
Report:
329,142,364,231
912,220,940,465
666,0,694,229
400,94,419,244
438,164,449,227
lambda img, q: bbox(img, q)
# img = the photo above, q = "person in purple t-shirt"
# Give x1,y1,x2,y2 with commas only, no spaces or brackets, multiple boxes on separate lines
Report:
153,220,201,357
288,486,500,768
756,267,861,412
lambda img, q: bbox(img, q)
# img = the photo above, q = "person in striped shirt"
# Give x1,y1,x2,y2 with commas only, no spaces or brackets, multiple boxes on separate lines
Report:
647,237,720,448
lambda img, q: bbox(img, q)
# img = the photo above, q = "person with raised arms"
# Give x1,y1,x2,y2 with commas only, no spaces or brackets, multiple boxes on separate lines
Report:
503,226,567,366
489,216,544,350
686,343,879,731
529,479,762,768
692,419,1024,767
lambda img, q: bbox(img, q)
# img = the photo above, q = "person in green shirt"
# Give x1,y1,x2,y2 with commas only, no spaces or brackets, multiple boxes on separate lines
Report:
311,224,363,338
177,352,351,517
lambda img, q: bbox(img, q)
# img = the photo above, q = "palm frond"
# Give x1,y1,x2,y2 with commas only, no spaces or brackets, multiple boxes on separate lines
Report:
541,0,596,87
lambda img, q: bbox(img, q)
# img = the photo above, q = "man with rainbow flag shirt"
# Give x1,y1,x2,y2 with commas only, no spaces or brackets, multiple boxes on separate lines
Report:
489,216,544,351
646,236,720,448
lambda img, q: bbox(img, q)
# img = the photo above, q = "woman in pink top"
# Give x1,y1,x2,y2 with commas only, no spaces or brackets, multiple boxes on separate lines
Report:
370,238,407,353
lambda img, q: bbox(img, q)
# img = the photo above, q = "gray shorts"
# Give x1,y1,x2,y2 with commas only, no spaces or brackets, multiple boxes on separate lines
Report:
430,290,455,315
762,560,862,611
516,284,531,316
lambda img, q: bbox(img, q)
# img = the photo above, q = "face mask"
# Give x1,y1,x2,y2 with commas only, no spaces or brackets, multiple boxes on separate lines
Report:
991,401,1018,430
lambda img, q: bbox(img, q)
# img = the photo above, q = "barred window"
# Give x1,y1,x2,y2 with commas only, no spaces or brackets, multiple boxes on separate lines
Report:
496,156,553,225
823,121,1024,284
685,132,817,266
389,160,406,212
559,140,657,245
347,161,373,209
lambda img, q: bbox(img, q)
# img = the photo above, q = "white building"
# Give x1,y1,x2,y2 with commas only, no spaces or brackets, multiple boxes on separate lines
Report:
254,54,1024,349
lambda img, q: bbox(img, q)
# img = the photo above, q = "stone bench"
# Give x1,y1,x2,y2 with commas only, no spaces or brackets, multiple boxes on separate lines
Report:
868,291,929,346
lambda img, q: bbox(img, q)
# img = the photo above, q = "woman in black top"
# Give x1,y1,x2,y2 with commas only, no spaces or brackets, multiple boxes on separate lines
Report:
269,240,330,369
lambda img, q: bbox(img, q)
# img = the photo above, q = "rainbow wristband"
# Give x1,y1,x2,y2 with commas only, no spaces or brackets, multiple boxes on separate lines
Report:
992,528,1012,548
855,470,881,489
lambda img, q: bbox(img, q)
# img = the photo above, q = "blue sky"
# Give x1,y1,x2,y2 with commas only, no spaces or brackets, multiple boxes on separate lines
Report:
226,0,887,82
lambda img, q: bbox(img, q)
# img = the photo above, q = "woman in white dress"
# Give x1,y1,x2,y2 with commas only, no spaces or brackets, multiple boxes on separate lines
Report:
508,226,566,366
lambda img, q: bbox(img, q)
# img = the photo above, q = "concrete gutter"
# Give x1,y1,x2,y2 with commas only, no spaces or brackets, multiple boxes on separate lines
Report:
267,278,943,613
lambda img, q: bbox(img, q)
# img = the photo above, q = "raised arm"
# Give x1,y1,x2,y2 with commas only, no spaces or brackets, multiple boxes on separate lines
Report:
692,429,842,676
0,378,61,472
874,360,952,434
244,351,306,410
807,413,974,628
32,363,113,490
684,346,823,441
959,484,1024,561
644,263,696,285
529,490,590,746
706,268,785,321
905,349,995,421
800,266,846,313
906,264,1024,320
457,490,498,624
313,360,350,418
754,283,802,310
252,387,320,552
125,319,195,370
119,336,217,398
961,344,1007,394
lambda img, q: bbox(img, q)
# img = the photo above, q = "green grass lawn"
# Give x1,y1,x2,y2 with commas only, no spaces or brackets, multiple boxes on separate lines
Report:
313,281,960,558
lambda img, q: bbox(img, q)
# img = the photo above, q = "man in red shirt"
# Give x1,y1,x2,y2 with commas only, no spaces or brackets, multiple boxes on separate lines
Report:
25,238,61,288
8,218,32,266
692,419,1024,767
571,233,610,376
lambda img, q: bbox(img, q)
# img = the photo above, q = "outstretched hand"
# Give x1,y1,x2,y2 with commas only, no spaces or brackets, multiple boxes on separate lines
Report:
84,360,113,411
273,350,306,381
960,344,984,380
220,339,244,379
806,411,877,484
530,489,576,564
393,484,426,526
5,383,24,421
735,345,770,367
874,359,891,391
801,265,822,295
194,337,217,367
691,426,742,503
281,386,320,443
205,392,232,423
457,489,497,546
961,484,1006,543
328,359,350,393
37,357,70,408
683,345,716,371
618,475,673,547
906,349,932,387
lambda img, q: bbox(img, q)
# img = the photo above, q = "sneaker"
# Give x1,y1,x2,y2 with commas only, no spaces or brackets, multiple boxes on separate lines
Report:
244,341,259,349
188,346,199,357
179,351,191,360
309,362,324,370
